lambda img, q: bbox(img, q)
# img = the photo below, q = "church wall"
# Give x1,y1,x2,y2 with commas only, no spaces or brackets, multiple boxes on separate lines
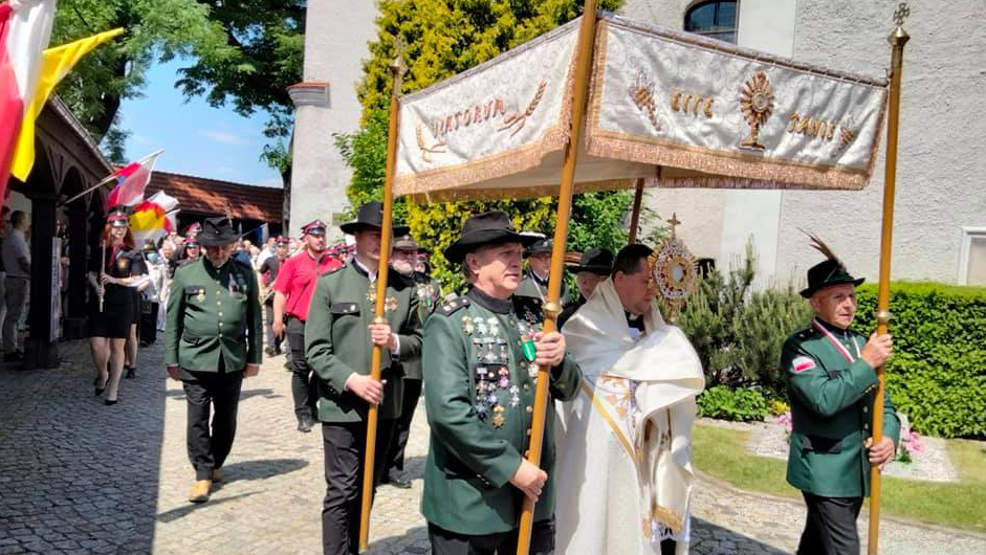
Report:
776,0,986,286
290,2,378,240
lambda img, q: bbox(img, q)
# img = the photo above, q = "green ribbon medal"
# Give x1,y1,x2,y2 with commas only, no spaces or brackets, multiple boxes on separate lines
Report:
521,332,536,362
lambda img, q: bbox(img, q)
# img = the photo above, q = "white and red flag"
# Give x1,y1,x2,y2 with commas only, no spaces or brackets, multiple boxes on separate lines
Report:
105,149,163,209
0,0,56,198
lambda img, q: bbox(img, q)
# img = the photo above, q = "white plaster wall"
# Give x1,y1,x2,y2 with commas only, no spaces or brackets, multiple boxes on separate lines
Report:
719,0,796,289
290,2,379,239
622,0,730,261
776,0,986,286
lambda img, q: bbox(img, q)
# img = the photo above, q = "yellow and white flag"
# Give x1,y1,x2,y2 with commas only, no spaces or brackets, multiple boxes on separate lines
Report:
9,27,123,181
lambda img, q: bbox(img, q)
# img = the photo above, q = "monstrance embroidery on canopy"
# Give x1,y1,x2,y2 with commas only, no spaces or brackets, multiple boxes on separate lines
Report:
738,70,775,151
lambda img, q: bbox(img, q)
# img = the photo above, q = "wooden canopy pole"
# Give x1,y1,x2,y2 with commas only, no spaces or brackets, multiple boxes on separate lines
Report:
358,51,405,553
516,2,598,554
868,4,909,554
627,177,645,243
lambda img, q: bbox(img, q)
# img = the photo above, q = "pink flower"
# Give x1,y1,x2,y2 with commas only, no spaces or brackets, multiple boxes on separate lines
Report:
774,412,793,434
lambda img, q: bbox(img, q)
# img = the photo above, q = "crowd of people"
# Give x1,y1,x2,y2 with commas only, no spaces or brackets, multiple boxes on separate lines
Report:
80,198,897,555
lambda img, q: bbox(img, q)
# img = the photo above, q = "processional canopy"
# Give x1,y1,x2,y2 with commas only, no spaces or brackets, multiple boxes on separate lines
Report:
394,13,888,202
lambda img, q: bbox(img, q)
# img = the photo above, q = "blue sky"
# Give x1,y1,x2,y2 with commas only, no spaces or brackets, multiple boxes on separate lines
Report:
114,58,284,188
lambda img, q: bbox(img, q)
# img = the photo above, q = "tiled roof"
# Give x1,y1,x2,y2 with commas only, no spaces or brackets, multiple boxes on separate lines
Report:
148,171,283,223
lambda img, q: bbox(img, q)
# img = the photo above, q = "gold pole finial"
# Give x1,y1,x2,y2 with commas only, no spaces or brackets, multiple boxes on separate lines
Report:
391,36,407,76
889,3,911,45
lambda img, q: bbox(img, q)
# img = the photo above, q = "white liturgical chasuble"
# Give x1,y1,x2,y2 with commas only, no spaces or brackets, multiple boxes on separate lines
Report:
556,278,705,555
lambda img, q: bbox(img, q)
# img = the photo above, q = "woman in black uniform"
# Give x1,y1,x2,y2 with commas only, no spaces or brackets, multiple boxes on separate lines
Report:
88,209,145,405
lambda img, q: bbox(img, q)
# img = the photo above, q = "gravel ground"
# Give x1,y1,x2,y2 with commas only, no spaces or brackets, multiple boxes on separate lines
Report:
744,419,960,482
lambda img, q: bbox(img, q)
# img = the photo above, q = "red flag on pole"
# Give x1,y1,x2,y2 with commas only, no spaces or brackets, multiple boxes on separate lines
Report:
105,150,163,210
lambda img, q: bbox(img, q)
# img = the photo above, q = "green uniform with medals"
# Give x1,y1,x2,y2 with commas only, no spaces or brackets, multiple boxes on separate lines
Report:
164,256,262,372
305,261,422,422
421,287,581,535
781,318,900,498
164,217,262,487
304,258,422,553
406,273,442,380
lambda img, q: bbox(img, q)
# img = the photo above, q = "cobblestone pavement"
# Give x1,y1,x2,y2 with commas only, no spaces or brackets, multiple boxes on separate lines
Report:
2,340,985,554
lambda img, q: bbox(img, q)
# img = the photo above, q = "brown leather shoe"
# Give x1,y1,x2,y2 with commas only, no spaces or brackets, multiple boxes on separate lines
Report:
211,468,223,483
188,480,211,503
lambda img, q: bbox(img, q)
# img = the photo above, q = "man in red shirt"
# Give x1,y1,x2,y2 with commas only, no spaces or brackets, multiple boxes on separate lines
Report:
272,220,342,432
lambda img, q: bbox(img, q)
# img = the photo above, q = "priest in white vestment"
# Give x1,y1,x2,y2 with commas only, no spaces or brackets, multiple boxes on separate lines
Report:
555,244,705,555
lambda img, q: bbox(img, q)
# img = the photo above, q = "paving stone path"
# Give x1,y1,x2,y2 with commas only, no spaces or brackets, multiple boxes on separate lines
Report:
2,340,985,554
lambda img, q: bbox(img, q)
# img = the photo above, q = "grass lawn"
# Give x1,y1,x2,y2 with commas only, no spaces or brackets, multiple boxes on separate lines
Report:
692,423,986,533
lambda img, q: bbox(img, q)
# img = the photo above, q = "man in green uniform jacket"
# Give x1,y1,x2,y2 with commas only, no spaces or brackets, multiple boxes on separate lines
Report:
782,240,899,555
422,211,581,554
304,202,422,555
164,217,261,504
516,237,569,304
381,233,442,489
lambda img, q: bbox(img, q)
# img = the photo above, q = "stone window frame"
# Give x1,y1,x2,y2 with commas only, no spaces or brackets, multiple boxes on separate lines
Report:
957,226,986,285
684,0,739,44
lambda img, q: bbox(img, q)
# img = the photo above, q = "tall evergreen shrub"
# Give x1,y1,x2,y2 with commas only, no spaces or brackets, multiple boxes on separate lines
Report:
335,0,627,290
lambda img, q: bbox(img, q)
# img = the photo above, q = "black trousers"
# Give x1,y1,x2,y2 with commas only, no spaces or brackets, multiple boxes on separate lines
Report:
287,317,317,421
797,492,863,555
181,364,244,481
321,420,397,555
139,301,157,345
428,518,555,555
385,377,422,473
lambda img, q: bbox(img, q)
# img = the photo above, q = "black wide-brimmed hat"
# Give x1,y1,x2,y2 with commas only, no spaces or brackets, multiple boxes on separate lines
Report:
444,211,539,264
799,232,864,298
570,247,614,275
339,201,410,236
800,259,865,298
197,217,239,246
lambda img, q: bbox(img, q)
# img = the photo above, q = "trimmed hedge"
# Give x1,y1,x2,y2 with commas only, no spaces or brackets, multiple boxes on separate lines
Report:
697,386,770,422
854,282,986,439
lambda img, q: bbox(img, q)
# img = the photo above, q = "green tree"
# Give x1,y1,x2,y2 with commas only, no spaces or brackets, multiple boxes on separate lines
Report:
338,0,628,288
677,242,814,397
51,0,302,175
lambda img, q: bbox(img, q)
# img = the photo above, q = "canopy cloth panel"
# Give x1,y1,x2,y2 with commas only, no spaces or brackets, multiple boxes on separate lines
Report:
394,13,888,202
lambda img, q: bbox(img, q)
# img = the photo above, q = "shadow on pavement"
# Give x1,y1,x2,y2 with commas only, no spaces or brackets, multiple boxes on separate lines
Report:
0,340,167,553
692,517,789,554
366,519,789,555
164,387,282,401
220,457,308,483
368,525,430,554
156,491,259,523
402,455,427,480
238,388,283,401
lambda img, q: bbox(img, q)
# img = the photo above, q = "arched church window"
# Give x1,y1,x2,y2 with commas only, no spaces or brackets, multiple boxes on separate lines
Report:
684,1,737,43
